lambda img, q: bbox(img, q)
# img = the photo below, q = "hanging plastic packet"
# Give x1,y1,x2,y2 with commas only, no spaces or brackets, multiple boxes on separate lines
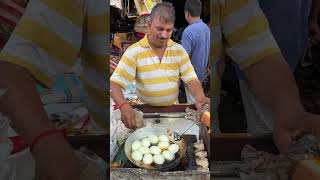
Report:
133,0,159,16
127,0,139,18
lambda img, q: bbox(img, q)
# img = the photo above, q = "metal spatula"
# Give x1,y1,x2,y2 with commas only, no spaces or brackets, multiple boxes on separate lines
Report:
143,113,186,119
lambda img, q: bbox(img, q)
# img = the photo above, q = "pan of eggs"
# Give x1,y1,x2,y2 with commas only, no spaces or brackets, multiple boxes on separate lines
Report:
124,127,187,171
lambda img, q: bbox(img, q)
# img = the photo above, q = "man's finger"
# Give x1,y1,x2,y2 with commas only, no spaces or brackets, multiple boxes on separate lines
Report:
195,103,201,110
122,117,131,129
130,114,137,129
127,117,133,129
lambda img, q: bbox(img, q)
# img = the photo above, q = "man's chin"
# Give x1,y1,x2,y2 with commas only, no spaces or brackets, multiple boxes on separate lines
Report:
155,43,166,48
159,41,168,45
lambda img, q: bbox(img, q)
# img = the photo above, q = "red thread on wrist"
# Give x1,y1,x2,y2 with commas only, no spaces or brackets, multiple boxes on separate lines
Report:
30,129,65,152
118,101,128,109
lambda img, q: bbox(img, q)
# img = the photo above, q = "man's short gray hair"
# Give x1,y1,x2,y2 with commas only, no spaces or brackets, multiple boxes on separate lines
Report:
149,2,175,24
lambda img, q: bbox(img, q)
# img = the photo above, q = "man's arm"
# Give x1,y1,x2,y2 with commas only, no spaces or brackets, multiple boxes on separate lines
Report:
110,48,137,129
220,0,313,153
0,62,58,145
244,53,320,153
110,81,136,128
110,81,127,107
0,61,79,179
185,79,209,109
110,45,137,129
179,44,208,108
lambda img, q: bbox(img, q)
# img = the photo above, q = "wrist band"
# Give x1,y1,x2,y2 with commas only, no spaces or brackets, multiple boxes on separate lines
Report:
30,128,65,152
118,101,128,109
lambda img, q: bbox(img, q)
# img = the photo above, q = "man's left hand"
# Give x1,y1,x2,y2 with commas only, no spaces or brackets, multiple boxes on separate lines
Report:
274,111,320,153
195,96,210,110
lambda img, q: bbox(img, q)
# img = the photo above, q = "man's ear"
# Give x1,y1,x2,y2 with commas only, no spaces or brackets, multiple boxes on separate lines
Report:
147,18,151,33
147,18,151,28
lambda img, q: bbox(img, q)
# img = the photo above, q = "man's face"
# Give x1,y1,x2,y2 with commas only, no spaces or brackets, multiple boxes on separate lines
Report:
148,17,174,48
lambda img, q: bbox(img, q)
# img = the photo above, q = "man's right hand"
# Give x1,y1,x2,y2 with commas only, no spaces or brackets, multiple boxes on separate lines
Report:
119,103,136,129
32,134,80,180
110,82,136,129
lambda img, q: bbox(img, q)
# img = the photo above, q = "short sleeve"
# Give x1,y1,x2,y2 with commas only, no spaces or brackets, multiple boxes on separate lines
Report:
0,0,84,87
110,47,137,89
181,28,192,54
179,47,198,83
221,0,281,70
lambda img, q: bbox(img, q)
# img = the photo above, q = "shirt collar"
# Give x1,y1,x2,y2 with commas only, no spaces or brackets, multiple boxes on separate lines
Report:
190,19,202,25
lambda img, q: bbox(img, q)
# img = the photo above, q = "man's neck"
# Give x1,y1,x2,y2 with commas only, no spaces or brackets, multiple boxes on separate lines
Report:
188,17,201,24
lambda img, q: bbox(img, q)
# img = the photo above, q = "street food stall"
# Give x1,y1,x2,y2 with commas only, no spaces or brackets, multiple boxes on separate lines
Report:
110,104,210,180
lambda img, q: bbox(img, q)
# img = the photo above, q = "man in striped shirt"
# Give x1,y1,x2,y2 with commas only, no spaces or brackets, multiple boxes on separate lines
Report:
211,0,320,153
0,0,107,179
110,2,209,129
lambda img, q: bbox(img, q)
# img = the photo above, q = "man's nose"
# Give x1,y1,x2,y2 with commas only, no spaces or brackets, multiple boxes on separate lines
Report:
160,31,169,39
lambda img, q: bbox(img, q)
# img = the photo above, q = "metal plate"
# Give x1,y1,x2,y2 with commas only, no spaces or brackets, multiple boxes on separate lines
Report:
124,127,187,170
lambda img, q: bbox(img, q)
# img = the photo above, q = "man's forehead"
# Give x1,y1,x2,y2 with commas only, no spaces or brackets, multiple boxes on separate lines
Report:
151,16,174,26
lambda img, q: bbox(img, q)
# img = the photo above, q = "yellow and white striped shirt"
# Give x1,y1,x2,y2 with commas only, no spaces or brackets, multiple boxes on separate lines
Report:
210,0,281,129
110,35,198,106
0,0,108,134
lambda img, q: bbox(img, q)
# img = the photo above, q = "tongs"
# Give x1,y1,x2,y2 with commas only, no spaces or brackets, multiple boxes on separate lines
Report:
173,121,197,141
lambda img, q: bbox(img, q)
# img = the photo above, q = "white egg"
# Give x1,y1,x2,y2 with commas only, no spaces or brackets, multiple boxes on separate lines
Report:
138,146,150,155
148,135,159,144
141,138,151,147
168,144,179,154
158,135,169,142
131,151,143,161
143,153,153,165
158,141,170,150
149,146,161,155
132,140,142,151
153,154,165,165
162,150,175,161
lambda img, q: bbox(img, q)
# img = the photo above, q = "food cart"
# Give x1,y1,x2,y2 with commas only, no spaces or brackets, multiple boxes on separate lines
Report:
110,104,210,180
